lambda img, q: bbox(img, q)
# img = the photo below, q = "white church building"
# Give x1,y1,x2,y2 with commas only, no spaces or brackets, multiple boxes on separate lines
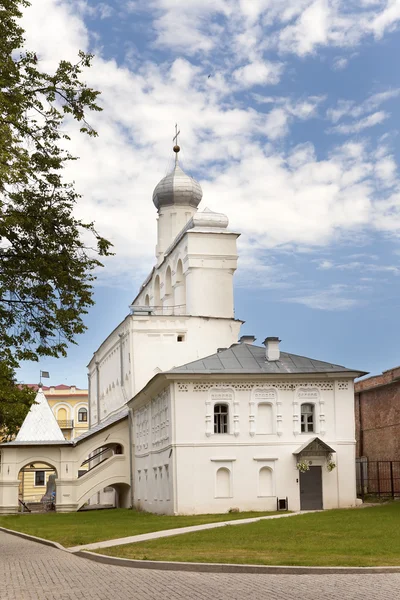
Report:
0,141,366,515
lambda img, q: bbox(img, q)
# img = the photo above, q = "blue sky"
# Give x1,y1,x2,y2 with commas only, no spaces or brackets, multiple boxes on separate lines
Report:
17,0,400,388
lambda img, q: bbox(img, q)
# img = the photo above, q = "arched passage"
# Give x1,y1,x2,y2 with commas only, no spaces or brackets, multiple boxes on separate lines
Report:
18,461,58,507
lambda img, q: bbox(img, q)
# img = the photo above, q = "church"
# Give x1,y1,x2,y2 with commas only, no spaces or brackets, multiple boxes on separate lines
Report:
0,139,366,515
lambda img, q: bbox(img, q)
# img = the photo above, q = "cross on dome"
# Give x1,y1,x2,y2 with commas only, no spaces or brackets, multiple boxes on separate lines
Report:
173,123,181,165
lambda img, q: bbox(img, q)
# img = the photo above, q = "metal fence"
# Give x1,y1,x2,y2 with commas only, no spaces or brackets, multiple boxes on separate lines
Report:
356,458,400,500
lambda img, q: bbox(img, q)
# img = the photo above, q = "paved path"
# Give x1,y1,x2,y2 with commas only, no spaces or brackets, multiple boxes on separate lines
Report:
69,510,321,551
1,531,400,600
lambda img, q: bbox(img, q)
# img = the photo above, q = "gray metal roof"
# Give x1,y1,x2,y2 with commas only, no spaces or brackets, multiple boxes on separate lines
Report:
169,343,365,375
152,163,202,210
73,407,129,444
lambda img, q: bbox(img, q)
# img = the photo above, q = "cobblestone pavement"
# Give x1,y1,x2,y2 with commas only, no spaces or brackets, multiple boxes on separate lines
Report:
1,531,400,600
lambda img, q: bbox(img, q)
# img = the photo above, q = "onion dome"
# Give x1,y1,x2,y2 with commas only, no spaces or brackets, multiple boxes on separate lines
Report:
152,163,203,210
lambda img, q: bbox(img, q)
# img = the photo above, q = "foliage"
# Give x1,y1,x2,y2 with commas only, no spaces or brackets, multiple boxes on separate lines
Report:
0,1,112,430
0,362,35,441
296,460,310,473
0,509,278,547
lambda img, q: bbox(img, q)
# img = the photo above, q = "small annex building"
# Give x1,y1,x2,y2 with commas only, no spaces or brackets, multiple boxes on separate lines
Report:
0,140,366,514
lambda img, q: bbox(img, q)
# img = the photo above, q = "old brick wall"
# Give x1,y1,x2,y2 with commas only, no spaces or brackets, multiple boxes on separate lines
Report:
355,377,400,460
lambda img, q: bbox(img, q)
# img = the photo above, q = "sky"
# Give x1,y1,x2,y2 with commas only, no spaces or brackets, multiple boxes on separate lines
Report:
16,0,400,389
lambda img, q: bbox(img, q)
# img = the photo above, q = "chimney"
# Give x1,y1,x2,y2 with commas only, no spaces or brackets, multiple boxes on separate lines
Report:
263,337,281,361
239,335,256,345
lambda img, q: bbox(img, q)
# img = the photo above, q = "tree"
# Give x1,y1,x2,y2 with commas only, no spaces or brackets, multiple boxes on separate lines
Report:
0,0,112,435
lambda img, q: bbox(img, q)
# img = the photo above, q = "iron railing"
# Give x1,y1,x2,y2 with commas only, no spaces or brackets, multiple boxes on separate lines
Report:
129,304,186,316
356,458,400,500
57,419,74,429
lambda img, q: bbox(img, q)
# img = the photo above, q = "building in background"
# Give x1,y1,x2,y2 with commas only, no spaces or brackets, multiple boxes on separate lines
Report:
18,385,88,506
355,366,400,460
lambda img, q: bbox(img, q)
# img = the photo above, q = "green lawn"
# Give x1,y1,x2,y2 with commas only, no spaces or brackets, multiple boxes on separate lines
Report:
0,509,277,547
95,503,400,567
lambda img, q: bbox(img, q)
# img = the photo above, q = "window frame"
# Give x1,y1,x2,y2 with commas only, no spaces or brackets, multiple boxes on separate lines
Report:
300,403,315,433
34,470,46,487
214,403,229,434
78,407,88,422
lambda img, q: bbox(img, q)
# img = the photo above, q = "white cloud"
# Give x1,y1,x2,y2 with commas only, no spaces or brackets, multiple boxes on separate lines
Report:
18,0,400,290
329,111,389,134
287,285,359,310
233,60,283,88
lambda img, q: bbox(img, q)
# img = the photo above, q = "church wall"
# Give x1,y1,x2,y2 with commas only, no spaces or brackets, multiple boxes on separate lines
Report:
170,379,357,514
132,384,174,514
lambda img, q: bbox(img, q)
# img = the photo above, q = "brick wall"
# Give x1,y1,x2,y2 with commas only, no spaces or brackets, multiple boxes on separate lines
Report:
355,371,400,460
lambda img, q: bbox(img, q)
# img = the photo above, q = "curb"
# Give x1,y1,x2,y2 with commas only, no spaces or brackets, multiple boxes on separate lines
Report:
0,526,64,551
2,524,400,575
75,550,400,574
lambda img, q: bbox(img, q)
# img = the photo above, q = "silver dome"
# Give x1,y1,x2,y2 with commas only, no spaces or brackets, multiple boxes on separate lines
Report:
152,164,203,210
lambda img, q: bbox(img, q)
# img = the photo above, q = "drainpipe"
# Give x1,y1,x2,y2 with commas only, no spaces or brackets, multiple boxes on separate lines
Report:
358,391,364,457
128,407,134,509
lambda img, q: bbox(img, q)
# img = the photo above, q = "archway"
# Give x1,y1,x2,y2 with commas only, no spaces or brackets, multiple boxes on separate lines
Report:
78,443,125,508
18,461,58,510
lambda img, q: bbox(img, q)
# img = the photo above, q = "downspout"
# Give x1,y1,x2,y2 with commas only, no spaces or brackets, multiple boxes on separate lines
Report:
358,391,364,457
128,407,134,509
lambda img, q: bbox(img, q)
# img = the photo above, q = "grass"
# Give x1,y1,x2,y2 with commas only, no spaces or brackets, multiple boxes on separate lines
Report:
0,509,278,547
94,503,400,567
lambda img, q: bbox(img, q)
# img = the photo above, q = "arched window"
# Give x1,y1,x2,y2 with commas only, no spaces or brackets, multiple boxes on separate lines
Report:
216,467,231,497
154,275,161,307
301,403,314,433
259,467,273,496
144,294,150,307
78,407,88,422
257,403,273,434
214,404,229,434
165,266,172,296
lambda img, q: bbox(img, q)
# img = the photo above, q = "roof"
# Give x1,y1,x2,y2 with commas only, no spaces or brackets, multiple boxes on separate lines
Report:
73,407,129,444
23,384,85,391
15,388,65,443
293,437,336,456
168,343,366,376
1,407,129,448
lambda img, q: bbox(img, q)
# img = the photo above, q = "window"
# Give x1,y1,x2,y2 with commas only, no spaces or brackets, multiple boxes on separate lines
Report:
34,471,45,486
301,403,315,433
78,408,88,422
177,334,185,342
214,404,229,434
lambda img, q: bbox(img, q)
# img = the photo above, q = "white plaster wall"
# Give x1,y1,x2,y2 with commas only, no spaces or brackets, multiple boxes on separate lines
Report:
156,205,196,258
171,378,357,514
88,315,241,423
133,385,174,514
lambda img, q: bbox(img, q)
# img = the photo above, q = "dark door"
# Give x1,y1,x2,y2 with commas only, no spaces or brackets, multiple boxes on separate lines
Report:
300,466,323,510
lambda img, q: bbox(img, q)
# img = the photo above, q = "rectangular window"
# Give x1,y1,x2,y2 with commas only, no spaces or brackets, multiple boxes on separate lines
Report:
214,404,229,434
301,404,314,433
34,471,45,486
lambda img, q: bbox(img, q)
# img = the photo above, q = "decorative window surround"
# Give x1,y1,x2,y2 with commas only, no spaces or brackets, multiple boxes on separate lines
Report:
210,457,237,462
250,388,278,436
206,389,235,437
253,457,278,461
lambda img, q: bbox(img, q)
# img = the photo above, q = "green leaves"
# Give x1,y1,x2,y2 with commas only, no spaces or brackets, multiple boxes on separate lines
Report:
0,1,112,432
